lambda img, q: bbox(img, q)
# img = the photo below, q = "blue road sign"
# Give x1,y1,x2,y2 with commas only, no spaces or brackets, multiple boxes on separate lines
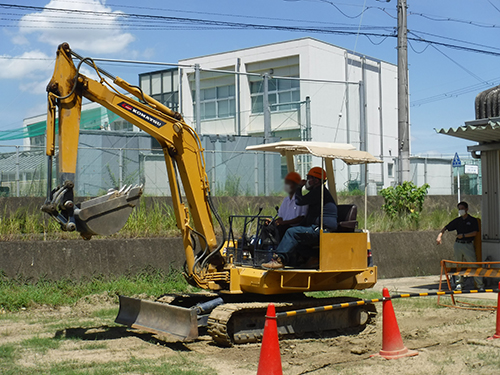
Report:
452,153,462,167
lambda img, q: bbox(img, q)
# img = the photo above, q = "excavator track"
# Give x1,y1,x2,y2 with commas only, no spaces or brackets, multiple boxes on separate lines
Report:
207,297,377,347
120,293,377,347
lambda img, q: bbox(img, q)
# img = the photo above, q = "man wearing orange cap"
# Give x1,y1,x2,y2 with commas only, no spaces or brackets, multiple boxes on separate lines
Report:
262,167,337,269
274,172,309,237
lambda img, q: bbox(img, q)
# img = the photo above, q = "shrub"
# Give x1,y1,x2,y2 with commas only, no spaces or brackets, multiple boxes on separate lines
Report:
380,182,430,220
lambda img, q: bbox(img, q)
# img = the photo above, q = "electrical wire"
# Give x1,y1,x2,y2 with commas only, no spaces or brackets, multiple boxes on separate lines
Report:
3,3,500,57
408,40,432,54
50,0,394,26
408,11,500,29
409,31,486,84
410,77,500,107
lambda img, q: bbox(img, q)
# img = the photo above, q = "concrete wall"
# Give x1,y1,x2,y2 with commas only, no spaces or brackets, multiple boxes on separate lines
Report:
0,231,456,281
372,231,455,279
0,238,186,281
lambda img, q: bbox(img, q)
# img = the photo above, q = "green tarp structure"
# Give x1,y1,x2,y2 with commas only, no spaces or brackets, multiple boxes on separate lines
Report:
0,108,120,141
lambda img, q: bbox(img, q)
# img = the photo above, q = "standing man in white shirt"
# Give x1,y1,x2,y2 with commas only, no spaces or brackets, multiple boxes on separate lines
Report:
276,172,308,238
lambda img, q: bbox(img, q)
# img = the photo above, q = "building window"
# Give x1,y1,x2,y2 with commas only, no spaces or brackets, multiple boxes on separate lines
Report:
193,85,236,120
388,163,394,177
250,77,300,114
139,69,179,111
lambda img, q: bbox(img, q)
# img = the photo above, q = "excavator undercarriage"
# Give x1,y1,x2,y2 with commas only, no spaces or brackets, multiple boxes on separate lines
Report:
116,292,377,347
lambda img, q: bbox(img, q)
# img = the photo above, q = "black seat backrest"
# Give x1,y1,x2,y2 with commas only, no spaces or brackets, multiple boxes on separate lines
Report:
337,204,358,232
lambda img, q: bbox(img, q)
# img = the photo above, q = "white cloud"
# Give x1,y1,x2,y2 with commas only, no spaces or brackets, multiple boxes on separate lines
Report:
11,34,29,46
0,51,52,79
19,78,50,94
18,0,135,54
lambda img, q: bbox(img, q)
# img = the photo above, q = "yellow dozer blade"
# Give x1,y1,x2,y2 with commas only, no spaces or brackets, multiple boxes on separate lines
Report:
115,296,224,341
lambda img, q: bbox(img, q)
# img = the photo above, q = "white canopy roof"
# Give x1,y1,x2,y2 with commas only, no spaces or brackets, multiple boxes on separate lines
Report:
246,141,382,165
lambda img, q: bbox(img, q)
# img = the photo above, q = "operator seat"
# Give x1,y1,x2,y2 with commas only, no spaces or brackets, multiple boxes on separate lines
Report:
336,204,358,232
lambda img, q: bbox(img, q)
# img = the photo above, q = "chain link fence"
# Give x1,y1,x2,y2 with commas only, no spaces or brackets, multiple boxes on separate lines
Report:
0,144,283,197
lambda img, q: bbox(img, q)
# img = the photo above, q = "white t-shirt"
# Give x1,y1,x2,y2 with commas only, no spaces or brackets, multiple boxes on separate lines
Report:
278,194,308,225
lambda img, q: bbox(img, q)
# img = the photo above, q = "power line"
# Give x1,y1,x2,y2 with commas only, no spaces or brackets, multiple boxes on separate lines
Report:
2,10,393,31
487,0,500,14
316,0,396,19
49,0,395,26
2,3,500,58
410,78,500,107
408,11,500,29
410,31,487,84
410,29,500,52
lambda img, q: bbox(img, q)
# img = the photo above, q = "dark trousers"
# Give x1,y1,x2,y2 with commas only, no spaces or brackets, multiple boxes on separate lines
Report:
275,225,320,265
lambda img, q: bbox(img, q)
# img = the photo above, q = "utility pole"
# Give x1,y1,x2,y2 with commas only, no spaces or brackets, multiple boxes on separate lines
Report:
397,0,410,183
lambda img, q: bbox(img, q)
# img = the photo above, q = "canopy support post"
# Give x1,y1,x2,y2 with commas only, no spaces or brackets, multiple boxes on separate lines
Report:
364,164,368,230
325,158,337,204
286,152,295,173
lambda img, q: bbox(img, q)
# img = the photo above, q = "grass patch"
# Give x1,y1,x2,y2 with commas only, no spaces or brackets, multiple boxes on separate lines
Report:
0,200,276,241
0,356,215,375
82,342,107,350
0,197,468,240
358,208,465,232
21,336,62,354
0,343,16,360
307,289,383,301
0,267,194,312
91,307,119,319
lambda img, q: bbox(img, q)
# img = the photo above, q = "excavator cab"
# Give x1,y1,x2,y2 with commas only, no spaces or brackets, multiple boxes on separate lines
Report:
241,141,381,273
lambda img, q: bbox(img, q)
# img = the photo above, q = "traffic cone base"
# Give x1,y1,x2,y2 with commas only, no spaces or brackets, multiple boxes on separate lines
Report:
371,347,419,360
371,287,418,360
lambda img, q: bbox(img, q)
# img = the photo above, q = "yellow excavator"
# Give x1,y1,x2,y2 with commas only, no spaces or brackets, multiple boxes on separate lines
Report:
42,43,381,346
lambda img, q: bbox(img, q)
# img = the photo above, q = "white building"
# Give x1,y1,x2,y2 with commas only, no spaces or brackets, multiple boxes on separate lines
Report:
174,37,399,192
19,37,406,196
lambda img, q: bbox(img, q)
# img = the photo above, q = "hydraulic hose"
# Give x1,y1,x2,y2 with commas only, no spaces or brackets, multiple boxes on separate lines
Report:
201,192,227,269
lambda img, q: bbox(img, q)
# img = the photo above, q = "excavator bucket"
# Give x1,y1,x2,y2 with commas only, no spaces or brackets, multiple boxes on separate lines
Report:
115,296,199,340
74,185,143,238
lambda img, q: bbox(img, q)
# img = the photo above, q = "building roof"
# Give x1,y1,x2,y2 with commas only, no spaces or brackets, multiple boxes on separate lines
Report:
0,149,44,175
179,37,395,66
246,141,382,165
435,117,500,143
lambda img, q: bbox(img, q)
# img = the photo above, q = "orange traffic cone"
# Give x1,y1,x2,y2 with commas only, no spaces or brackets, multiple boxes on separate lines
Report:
488,281,500,340
371,287,418,360
257,303,283,375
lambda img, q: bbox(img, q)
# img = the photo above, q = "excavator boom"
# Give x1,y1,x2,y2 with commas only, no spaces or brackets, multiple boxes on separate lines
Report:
43,43,222,281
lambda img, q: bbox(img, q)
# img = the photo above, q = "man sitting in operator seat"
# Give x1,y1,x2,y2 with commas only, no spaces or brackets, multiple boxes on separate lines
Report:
274,172,309,238
262,167,338,270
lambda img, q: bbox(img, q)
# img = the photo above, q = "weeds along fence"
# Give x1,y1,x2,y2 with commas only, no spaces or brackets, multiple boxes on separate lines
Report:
0,143,288,197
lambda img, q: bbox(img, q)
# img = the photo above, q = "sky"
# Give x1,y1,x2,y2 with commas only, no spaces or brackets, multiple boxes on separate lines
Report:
1,0,499,155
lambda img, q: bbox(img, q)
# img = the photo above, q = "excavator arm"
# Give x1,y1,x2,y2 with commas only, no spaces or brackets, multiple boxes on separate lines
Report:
42,43,223,284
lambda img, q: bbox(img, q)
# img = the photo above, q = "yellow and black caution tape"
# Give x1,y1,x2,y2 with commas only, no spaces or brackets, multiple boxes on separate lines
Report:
276,288,499,318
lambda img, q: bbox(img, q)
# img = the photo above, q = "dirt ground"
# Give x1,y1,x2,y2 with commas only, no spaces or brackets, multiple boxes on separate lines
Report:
0,294,499,375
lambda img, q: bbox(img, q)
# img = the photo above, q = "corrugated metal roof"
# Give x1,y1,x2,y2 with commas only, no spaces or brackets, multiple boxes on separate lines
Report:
435,119,500,143
0,150,45,175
